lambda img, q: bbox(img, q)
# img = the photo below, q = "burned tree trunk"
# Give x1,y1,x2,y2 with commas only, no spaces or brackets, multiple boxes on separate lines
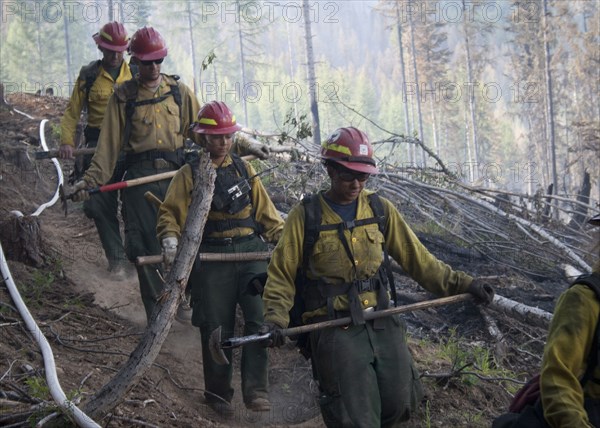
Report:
569,171,591,228
0,215,45,267
82,151,216,418
302,0,321,146
0,83,14,112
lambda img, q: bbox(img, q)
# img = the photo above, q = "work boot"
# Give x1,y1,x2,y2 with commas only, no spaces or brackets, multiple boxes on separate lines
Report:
109,262,135,281
207,400,234,418
245,397,271,412
175,294,192,324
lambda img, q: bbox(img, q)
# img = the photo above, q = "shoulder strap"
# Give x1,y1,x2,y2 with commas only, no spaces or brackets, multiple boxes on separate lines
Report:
301,194,321,272
167,76,183,134
301,193,392,271
121,79,139,147
230,153,249,179
121,76,184,146
187,151,201,184
572,272,600,386
367,193,397,307
78,60,102,110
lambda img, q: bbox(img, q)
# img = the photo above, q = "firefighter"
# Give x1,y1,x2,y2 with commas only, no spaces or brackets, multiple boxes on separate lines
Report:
59,21,133,275
72,26,201,324
156,101,284,416
493,214,600,427
260,127,494,427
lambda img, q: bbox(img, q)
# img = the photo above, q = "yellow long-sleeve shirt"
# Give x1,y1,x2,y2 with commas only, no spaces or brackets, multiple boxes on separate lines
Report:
541,266,600,428
156,154,284,243
83,74,201,187
60,60,133,146
262,190,473,328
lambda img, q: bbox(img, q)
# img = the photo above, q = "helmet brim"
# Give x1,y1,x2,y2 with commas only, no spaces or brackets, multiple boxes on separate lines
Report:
192,123,243,135
93,33,128,52
131,48,168,61
329,159,379,174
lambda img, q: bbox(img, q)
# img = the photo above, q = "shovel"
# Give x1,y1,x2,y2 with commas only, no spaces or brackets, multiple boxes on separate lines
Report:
209,293,473,365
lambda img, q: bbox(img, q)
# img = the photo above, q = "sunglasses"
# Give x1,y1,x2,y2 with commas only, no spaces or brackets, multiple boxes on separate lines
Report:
140,58,164,66
336,169,370,182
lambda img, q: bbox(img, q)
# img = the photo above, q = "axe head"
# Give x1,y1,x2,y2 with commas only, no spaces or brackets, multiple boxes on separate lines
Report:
209,326,230,366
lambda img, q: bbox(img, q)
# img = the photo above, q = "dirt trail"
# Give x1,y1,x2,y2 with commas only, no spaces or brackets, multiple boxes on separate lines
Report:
2,93,548,427
38,181,321,427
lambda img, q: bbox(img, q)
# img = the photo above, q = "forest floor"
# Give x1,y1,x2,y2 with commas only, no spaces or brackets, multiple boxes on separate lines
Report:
0,93,575,427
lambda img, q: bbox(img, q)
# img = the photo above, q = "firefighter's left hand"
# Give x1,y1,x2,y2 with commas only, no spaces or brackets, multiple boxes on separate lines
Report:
249,143,270,160
467,279,495,305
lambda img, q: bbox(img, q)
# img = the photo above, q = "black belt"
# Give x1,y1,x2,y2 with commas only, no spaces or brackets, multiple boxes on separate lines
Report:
125,148,184,169
201,233,256,246
308,307,376,324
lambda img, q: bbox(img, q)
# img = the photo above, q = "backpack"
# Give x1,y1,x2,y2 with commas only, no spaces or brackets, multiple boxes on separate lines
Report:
290,192,398,356
116,75,183,147
187,152,259,235
78,60,138,112
498,272,600,427
70,61,139,183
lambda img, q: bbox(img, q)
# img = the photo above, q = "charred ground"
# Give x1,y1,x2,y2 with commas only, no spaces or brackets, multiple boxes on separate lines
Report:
0,93,587,427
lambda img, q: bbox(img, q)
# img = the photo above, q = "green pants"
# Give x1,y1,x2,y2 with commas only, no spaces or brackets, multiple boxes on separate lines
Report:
190,235,269,404
121,162,176,323
81,138,127,271
310,315,423,428
83,184,126,271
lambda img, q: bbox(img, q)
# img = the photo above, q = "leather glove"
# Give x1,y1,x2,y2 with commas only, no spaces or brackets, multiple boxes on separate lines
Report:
249,143,270,160
258,322,286,348
467,279,495,305
161,237,178,268
71,180,90,202
58,144,74,159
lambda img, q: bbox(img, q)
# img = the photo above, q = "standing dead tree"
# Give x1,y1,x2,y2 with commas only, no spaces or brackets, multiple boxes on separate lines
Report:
82,152,216,419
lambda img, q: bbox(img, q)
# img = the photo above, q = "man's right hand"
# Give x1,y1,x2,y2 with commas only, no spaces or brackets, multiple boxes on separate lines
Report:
58,144,74,159
161,237,178,268
258,322,286,348
72,180,90,202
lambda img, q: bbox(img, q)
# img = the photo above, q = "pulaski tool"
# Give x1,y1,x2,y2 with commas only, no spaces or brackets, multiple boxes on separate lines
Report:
34,148,96,160
209,294,474,365
59,170,178,216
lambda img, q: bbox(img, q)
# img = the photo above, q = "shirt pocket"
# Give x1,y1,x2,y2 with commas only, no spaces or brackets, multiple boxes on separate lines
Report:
88,87,112,105
310,234,345,277
131,104,154,143
164,103,180,135
357,226,385,273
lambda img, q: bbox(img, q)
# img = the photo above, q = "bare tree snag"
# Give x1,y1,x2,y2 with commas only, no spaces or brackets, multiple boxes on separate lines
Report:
82,151,216,419
1,83,14,112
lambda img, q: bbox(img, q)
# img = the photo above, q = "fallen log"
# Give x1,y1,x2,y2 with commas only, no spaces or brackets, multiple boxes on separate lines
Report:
490,294,553,329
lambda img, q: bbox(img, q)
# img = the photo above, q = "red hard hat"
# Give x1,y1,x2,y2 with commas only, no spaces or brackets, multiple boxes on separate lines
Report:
129,26,168,60
192,101,242,134
92,22,128,52
321,127,379,174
